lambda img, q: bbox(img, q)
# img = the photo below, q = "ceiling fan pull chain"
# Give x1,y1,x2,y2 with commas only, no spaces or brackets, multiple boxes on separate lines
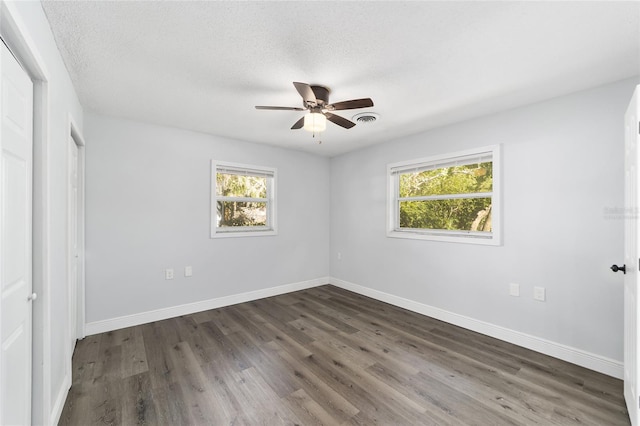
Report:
311,130,323,144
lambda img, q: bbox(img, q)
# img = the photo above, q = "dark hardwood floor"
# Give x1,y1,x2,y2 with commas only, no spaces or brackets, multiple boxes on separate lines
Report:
59,285,629,425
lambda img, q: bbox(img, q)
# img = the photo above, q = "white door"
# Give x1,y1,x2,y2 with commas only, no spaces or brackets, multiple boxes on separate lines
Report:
625,84,640,425
0,41,34,425
69,137,78,349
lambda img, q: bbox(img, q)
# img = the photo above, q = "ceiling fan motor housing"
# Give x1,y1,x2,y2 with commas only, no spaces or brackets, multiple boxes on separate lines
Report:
309,85,330,107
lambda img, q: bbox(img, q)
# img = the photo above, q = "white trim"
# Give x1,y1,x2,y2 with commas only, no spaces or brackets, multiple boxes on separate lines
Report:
400,192,493,202
84,275,622,379
85,277,329,336
68,116,85,342
389,149,494,174
212,229,277,238
387,144,500,173
387,144,502,246
329,277,623,379
49,372,70,426
211,160,278,238
65,115,85,425
0,3,56,425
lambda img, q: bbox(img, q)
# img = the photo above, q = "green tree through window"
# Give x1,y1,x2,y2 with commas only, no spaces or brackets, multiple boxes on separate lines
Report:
216,173,267,227
398,162,493,232
388,146,500,244
211,161,276,237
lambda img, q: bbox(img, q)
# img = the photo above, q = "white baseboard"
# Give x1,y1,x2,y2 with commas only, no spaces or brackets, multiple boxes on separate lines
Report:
50,369,71,426
84,277,329,336
329,277,623,379
84,275,623,379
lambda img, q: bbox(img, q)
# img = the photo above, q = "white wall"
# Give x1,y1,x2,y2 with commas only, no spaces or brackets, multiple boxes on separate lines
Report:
1,1,84,424
330,77,639,368
84,113,330,324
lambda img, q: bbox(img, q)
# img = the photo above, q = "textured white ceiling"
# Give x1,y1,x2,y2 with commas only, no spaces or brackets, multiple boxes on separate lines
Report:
41,1,640,156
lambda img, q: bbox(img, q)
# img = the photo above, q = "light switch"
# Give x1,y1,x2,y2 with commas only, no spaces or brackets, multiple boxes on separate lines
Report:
185,266,193,277
165,268,174,280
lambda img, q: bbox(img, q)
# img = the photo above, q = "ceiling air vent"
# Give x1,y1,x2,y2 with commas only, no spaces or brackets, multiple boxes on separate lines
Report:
352,112,379,124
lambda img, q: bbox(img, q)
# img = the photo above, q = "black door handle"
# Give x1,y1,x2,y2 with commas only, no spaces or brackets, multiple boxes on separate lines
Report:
611,264,626,274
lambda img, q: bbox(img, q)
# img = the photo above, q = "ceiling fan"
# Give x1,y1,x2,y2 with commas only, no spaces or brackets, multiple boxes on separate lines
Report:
255,82,374,132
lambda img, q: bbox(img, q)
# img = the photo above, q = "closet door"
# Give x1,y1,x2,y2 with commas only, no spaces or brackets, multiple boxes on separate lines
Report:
0,40,34,425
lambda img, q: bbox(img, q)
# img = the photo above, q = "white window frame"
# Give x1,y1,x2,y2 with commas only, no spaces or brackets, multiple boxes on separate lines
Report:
211,160,277,238
387,145,501,245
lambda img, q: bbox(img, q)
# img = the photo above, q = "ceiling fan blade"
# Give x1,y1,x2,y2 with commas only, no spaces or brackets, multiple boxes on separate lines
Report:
255,106,305,111
293,82,317,106
291,116,305,129
326,98,374,111
325,112,356,129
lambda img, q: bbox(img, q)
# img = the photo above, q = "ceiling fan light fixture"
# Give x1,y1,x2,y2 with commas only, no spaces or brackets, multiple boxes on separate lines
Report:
303,112,326,132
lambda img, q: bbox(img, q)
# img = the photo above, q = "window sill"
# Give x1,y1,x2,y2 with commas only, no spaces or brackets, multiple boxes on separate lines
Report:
211,229,277,239
386,229,501,246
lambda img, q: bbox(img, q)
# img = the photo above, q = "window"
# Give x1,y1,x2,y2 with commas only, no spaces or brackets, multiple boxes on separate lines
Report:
211,161,277,238
387,145,501,245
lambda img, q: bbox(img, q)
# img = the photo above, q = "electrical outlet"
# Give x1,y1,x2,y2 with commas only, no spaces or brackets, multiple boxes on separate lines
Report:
337,252,342,261
165,268,174,280
509,283,520,297
185,265,193,277
534,286,546,302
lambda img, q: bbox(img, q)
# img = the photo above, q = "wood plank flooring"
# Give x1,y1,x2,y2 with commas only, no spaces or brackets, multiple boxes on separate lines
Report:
59,285,630,425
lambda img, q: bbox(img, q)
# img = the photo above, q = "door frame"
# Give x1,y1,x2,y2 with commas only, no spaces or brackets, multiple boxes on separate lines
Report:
625,85,640,425
0,2,53,425
68,117,85,347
